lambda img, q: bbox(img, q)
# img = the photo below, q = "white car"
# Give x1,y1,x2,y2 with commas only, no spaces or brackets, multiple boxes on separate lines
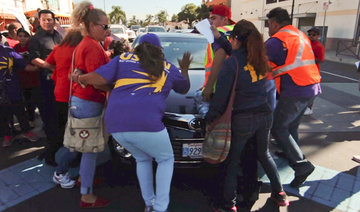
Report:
110,24,128,41
126,29,136,42
144,25,166,33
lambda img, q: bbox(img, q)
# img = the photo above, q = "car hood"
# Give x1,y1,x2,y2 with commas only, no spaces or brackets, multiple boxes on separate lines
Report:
165,69,204,114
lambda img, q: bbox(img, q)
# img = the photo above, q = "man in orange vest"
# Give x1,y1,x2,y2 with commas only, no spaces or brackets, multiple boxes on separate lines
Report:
266,7,321,187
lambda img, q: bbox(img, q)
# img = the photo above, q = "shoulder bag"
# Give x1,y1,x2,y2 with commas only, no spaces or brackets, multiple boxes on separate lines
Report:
202,56,239,164
63,50,108,153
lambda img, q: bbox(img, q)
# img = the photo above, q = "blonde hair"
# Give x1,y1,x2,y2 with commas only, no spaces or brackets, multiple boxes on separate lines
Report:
71,1,106,34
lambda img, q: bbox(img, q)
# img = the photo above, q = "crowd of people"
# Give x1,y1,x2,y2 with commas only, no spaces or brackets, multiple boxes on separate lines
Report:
0,1,331,211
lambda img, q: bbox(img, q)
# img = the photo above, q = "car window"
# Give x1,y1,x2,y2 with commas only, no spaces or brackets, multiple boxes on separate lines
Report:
148,27,166,32
111,28,125,34
133,35,208,70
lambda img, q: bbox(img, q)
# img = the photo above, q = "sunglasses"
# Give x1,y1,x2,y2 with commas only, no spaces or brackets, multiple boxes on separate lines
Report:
96,23,110,31
308,33,317,36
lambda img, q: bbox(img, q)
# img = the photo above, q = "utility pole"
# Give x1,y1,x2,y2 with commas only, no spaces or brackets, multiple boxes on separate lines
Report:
290,0,295,24
322,1,331,45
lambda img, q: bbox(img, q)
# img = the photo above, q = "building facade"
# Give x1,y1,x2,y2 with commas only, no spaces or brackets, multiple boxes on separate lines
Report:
231,0,360,51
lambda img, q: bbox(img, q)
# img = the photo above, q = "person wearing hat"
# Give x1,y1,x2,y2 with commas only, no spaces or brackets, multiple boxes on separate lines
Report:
304,26,325,115
71,33,192,212
199,4,235,105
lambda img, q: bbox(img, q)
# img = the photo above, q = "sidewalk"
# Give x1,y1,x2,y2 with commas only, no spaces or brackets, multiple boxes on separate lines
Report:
325,49,358,66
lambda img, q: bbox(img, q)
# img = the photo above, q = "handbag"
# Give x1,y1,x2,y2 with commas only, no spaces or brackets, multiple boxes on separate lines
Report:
202,56,239,164
63,50,108,153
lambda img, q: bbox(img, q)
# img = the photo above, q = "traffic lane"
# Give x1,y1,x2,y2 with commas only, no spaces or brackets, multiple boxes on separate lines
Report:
321,60,359,83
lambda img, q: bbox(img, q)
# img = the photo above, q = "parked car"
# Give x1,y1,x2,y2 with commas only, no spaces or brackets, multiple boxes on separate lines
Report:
111,32,209,168
126,29,136,42
137,27,145,36
110,24,128,41
130,24,141,32
144,25,166,33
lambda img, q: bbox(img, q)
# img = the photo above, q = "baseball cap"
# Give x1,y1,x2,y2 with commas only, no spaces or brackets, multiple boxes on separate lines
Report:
139,33,162,48
210,5,235,25
307,27,320,34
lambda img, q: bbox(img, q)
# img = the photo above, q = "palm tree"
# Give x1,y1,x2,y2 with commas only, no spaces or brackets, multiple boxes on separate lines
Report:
155,10,168,26
108,6,126,25
144,14,154,25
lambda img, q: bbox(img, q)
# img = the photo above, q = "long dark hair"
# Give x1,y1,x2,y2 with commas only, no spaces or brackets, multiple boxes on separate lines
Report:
231,20,270,76
134,42,164,82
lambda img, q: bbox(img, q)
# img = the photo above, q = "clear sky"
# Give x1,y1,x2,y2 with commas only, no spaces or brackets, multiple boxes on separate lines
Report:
73,0,204,21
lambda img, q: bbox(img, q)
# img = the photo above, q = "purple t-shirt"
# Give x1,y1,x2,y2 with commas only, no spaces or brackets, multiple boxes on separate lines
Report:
265,37,321,97
0,44,26,103
95,52,189,133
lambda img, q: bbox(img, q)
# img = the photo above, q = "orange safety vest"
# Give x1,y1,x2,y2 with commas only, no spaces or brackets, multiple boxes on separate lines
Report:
270,25,321,94
203,25,234,87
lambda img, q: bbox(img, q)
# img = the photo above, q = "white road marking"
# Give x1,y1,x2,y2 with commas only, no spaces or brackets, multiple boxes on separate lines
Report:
321,70,358,82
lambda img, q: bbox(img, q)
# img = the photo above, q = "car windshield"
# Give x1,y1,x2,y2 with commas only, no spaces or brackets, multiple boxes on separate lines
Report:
161,37,207,69
131,25,140,30
147,27,166,32
111,28,125,34
133,35,208,70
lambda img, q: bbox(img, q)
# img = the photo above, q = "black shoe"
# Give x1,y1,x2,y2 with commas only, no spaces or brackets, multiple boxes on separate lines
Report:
290,165,315,187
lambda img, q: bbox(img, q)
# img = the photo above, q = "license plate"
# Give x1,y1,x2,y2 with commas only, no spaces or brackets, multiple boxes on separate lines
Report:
182,143,203,158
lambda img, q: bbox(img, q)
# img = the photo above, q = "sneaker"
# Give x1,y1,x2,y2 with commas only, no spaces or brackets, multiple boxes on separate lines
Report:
290,164,315,187
52,172,76,189
2,136,12,147
352,155,360,163
303,107,313,116
144,206,153,212
271,191,290,206
23,131,38,142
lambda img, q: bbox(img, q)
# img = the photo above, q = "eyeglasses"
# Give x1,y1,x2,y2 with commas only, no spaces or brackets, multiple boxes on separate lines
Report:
96,23,110,31
308,33,317,36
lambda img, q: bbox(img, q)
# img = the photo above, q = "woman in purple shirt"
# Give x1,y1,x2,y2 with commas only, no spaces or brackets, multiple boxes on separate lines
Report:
71,33,191,212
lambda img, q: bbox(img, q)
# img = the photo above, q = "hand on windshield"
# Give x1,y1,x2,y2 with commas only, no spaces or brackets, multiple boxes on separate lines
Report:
177,51,193,72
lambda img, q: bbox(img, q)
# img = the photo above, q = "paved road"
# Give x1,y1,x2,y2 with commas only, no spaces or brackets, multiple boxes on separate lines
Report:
0,59,360,212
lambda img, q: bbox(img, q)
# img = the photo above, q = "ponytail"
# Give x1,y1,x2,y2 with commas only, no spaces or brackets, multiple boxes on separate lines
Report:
231,20,270,76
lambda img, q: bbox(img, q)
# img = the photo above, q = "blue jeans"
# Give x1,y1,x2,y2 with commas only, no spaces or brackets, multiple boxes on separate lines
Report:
112,129,174,212
57,96,103,195
222,109,283,209
271,96,316,176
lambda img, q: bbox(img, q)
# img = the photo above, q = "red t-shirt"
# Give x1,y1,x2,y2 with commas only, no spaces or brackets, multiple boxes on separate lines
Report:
46,44,76,102
13,43,40,88
71,36,109,103
311,40,325,70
